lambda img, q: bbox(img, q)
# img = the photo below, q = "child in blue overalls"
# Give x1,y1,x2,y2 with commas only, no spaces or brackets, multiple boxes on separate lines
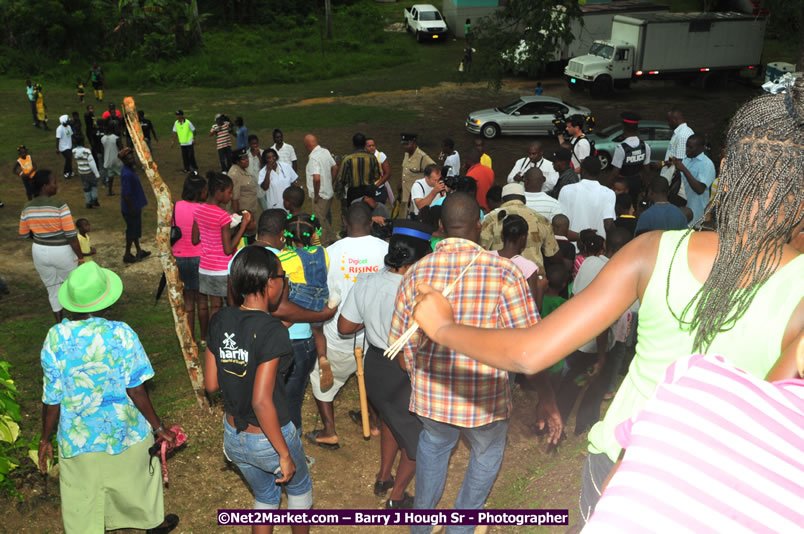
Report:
285,214,335,390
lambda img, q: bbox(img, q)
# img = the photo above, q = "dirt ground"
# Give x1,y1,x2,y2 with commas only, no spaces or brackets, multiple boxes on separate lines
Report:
0,74,761,533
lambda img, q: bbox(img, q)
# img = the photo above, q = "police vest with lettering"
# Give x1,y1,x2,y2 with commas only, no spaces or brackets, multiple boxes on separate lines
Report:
619,140,646,177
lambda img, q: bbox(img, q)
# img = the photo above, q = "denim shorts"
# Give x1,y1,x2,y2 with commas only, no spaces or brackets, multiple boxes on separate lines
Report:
288,282,328,312
223,417,313,508
175,256,200,291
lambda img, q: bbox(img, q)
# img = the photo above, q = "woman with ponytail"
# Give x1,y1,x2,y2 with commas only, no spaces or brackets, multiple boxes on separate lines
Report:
337,220,432,509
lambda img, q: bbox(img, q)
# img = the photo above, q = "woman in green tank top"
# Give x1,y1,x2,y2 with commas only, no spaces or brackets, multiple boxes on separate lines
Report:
411,79,804,522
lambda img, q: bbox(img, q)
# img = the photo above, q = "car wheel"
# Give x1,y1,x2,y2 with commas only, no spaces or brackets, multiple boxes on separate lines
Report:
481,123,499,139
416,31,423,43
597,150,611,171
590,76,613,98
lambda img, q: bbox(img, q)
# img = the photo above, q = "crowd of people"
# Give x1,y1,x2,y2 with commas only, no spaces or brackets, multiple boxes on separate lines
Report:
16,73,804,534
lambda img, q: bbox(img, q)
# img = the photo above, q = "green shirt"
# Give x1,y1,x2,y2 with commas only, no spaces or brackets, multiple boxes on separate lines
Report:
588,230,804,461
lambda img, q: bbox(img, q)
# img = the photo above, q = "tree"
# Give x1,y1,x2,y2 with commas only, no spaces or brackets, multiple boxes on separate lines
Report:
473,0,582,89
761,0,804,70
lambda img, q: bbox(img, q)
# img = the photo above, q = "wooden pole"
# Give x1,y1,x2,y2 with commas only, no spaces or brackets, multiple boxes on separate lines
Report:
354,347,370,439
122,96,210,412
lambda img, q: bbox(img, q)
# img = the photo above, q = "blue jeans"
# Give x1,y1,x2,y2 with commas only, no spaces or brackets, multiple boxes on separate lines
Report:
223,417,313,508
285,337,317,431
412,417,509,534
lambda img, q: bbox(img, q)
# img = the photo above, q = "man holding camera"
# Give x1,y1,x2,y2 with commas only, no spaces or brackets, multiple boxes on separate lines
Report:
410,164,448,217
558,115,592,174
507,142,558,192
401,133,435,218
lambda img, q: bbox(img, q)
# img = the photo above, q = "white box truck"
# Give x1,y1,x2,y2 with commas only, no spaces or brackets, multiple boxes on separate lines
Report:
564,12,766,96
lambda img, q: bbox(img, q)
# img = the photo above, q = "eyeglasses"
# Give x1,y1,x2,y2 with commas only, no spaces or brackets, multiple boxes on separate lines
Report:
269,273,287,281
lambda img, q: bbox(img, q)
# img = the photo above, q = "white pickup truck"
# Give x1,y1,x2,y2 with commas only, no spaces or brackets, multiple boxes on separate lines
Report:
404,4,448,42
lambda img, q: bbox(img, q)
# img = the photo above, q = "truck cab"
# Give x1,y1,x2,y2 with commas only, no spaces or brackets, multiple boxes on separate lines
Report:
565,40,635,95
404,4,448,42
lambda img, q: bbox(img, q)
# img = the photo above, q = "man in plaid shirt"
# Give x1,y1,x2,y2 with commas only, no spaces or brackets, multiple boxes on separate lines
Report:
390,193,561,529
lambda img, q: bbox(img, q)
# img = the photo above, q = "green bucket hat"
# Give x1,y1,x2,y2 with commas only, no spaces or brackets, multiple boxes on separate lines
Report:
58,262,123,313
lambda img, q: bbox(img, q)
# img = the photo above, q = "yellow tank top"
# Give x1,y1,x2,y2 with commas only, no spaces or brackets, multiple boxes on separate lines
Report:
17,155,34,178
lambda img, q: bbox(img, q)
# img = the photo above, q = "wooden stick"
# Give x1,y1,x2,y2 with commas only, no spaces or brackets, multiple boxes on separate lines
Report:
122,97,210,411
354,347,370,439
384,251,483,360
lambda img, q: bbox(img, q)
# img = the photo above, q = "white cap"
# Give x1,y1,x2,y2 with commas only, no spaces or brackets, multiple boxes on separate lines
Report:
59,114,69,124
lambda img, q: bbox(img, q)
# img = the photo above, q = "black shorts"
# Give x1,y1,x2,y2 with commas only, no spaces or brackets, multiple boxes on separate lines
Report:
122,211,142,240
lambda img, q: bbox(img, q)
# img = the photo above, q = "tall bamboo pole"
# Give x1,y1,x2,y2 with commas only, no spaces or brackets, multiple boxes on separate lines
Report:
122,96,210,411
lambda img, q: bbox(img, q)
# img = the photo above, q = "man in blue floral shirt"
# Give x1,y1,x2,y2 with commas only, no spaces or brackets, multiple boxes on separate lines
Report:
38,262,179,534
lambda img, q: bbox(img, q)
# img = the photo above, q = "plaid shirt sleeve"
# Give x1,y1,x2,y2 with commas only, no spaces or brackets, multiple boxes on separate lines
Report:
389,271,415,371
497,269,540,329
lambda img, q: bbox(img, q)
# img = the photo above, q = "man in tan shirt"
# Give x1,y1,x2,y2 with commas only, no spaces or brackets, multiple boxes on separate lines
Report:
228,148,260,236
480,183,561,275
400,133,434,218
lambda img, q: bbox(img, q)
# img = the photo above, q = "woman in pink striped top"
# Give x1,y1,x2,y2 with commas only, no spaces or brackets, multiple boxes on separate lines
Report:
192,172,251,323
583,350,804,533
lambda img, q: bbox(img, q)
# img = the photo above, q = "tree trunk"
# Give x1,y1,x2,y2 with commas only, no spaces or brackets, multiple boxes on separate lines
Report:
325,0,333,40
122,96,210,412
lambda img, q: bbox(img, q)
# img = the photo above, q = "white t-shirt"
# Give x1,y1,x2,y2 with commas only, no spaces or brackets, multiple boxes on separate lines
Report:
247,148,263,182
611,136,652,171
558,179,616,240
271,142,297,164
444,152,460,177
572,255,614,353
323,236,389,353
375,151,387,165
410,178,436,215
506,157,559,192
56,124,73,152
101,134,122,171
524,191,563,222
258,161,298,210
305,145,336,200
570,136,591,172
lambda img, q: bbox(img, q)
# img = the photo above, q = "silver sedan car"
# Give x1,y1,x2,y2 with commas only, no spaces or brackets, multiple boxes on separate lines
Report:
466,96,592,139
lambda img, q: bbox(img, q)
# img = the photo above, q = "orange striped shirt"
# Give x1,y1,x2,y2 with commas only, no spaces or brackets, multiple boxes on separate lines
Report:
18,197,77,244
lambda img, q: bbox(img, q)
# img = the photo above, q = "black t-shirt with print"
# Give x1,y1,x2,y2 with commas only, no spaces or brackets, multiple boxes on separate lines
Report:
208,307,293,431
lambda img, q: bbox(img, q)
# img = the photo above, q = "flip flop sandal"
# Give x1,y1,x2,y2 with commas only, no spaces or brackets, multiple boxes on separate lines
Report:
374,477,395,496
318,357,334,392
305,429,340,450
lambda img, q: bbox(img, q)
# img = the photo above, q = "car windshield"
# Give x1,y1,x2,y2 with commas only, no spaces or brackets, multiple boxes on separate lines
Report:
419,11,442,21
598,124,622,137
589,42,614,59
499,100,523,114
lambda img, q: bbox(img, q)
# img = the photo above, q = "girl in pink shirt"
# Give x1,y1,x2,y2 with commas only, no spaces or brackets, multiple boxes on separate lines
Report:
489,212,545,312
192,172,251,324
172,172,208,342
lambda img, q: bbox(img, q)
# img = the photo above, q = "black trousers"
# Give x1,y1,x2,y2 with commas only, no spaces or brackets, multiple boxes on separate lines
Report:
61,149,73,177
180,145,198,172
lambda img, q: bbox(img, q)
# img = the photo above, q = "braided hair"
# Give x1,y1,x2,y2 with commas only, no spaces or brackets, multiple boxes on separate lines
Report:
578,229,604,257
668,77,804,352
285,214,321,249
497,211,528,245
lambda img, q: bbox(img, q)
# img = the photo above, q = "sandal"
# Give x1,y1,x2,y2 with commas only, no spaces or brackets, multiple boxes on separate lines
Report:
305,429,340,450
146,513,179,534
318,356,334,392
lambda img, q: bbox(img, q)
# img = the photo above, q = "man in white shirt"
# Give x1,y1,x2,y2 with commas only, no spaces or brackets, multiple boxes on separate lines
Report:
304,134,338,244
56,115,74,179
306,203,389,449
410,164,447,216
271,128,298,173
660,109,694,199
440,138,460,177
523,167,563,222
507,142,559,191
562,115,591,174
558,156,616,242
258,147,298,211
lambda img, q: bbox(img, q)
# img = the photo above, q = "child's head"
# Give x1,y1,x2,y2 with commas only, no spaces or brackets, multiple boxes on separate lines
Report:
285,214,322,248
76,218,90,235
17,144,28,157
72,111,80,121
486,185,503,212
545,262,569,294
182,171,207,202
613,178,630,196
76,77,82,83
578,229,605,257
552,214,569,237
615,193,634,216
498,211,528,253
73,134,85,147
235,116,244,127
206,171,233,203
606,227,632,257
282,185,305,213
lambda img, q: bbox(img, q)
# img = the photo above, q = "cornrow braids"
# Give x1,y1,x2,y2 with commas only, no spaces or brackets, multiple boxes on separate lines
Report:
285,214,322,249
667,77,804,352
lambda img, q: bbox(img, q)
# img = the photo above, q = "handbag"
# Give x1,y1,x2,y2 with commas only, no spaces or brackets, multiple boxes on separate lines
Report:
170,204,182,246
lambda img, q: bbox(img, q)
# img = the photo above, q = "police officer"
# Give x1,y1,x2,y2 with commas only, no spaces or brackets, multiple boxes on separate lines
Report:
609,111,650,206
400,133,434,218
